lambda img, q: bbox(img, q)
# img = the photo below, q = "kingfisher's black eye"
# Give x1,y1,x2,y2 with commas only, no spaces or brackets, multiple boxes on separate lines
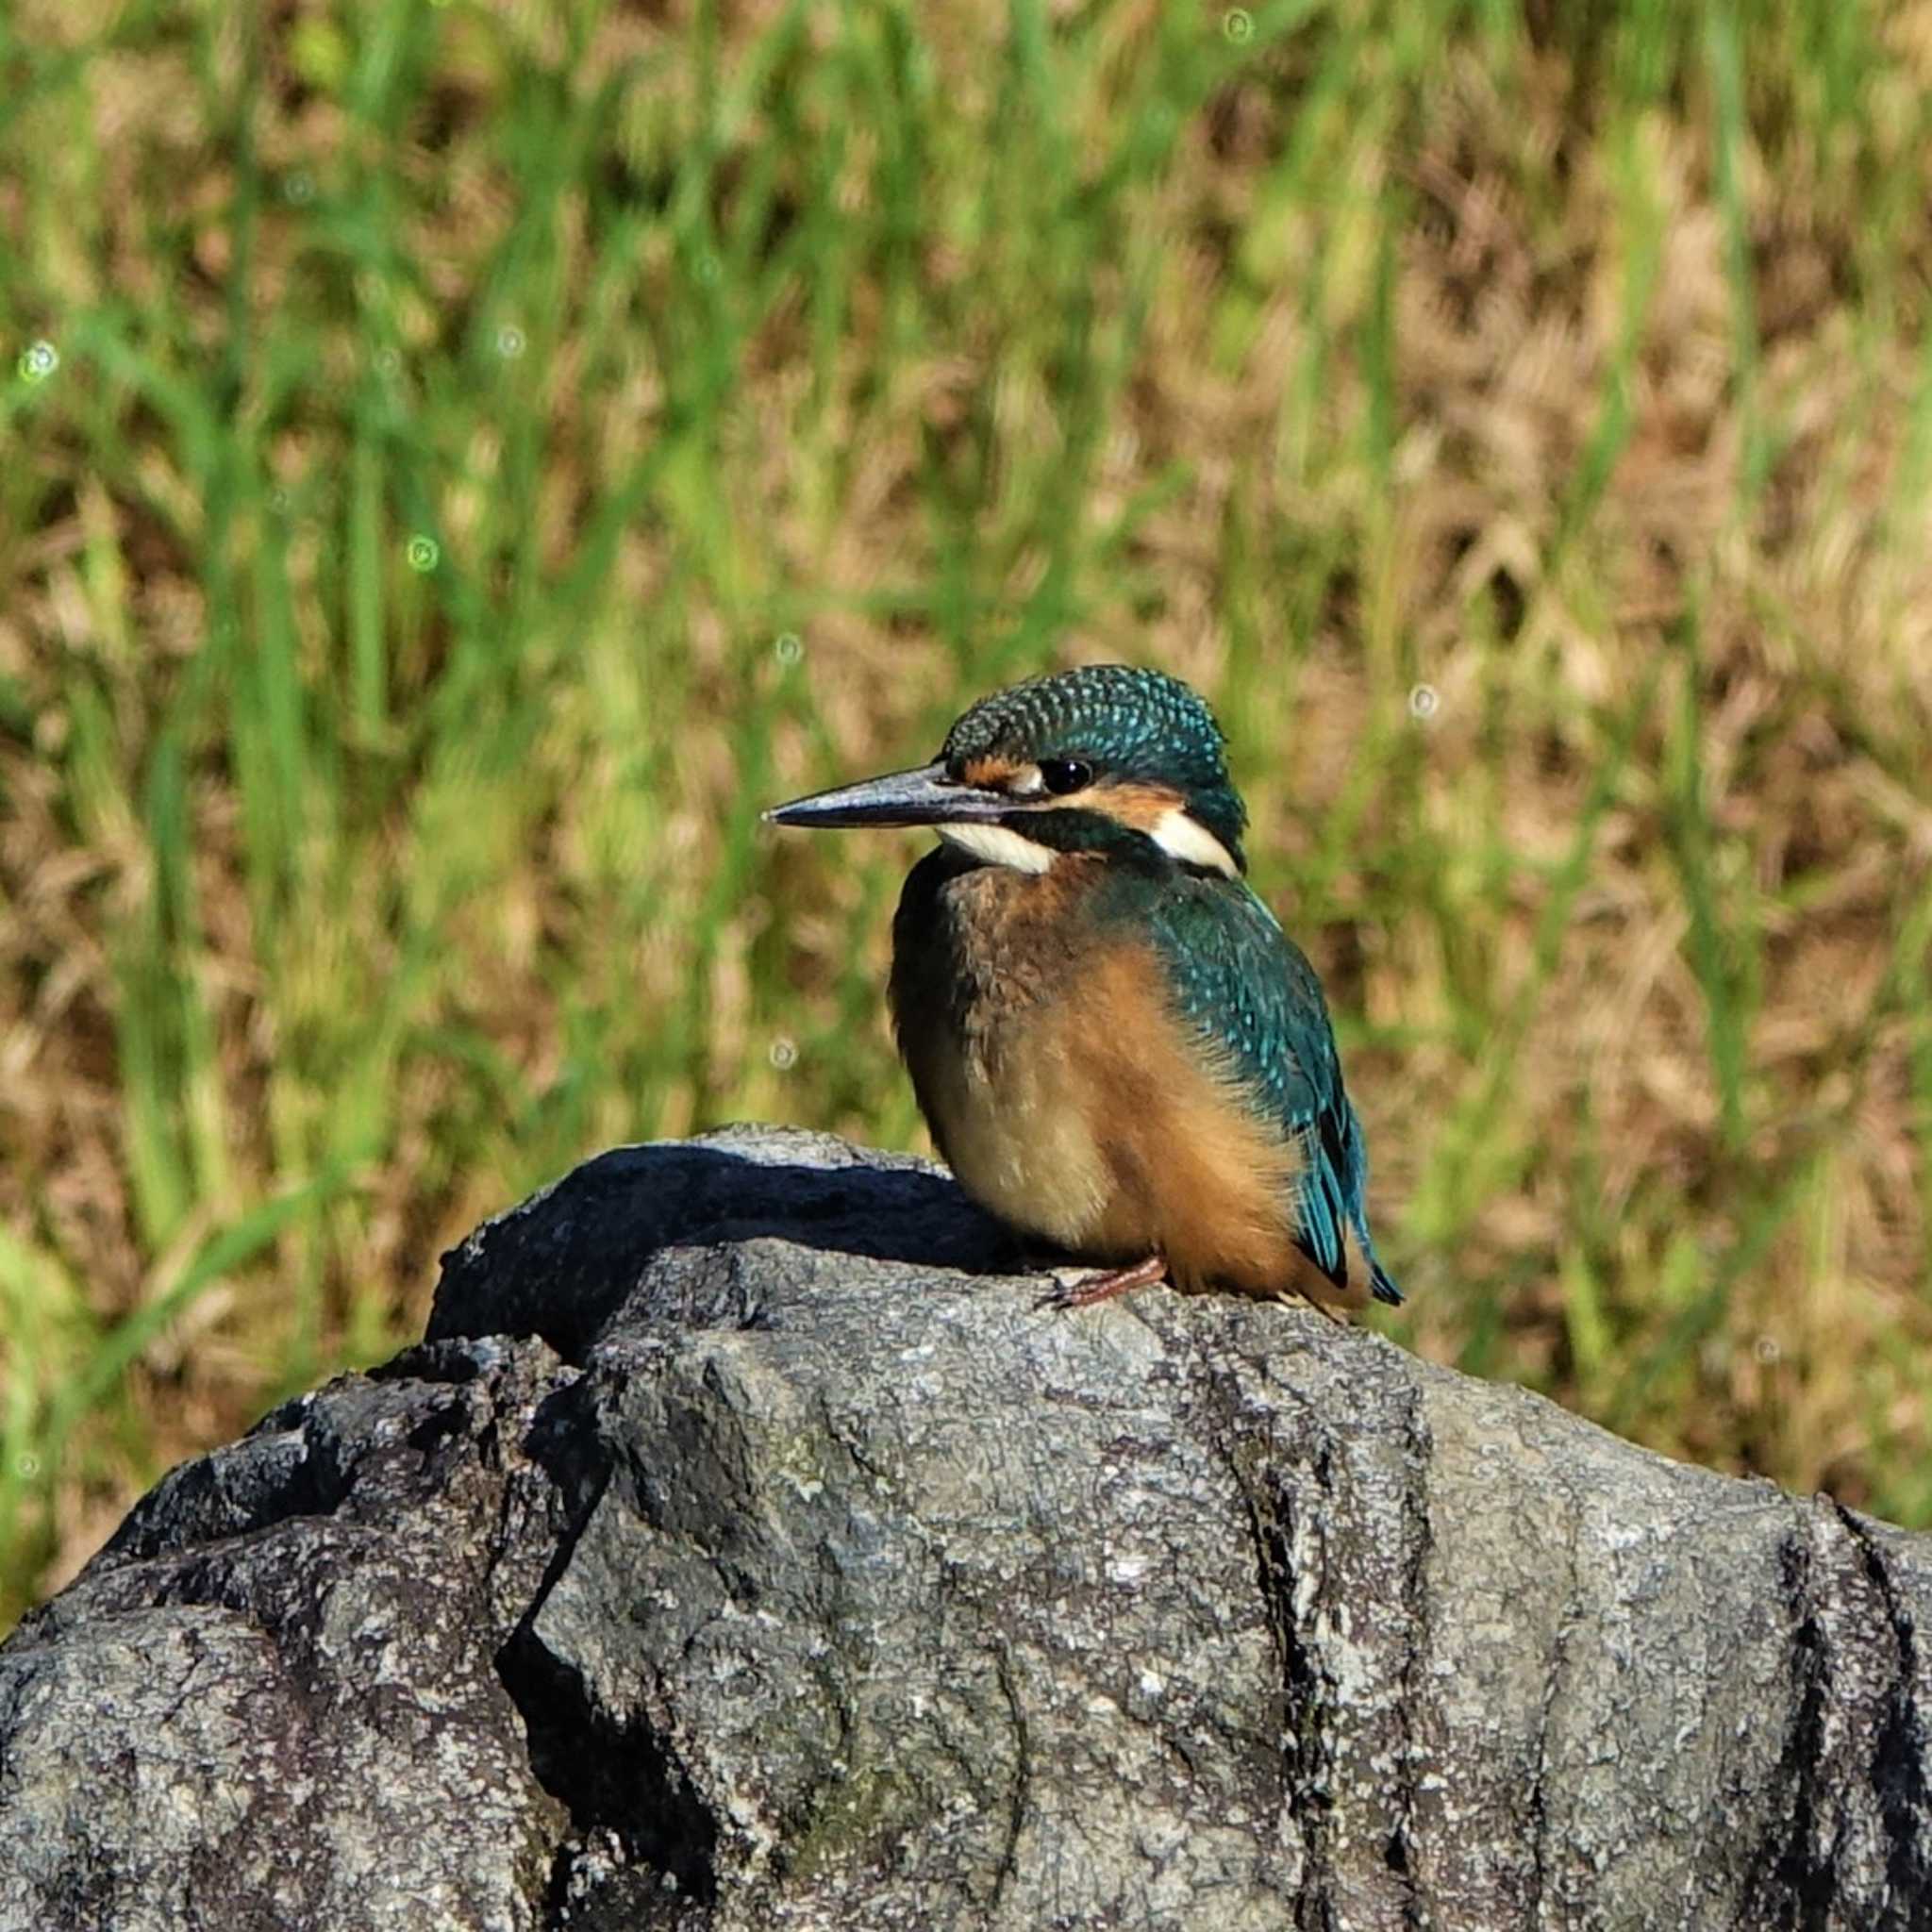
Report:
1038,758,1092,795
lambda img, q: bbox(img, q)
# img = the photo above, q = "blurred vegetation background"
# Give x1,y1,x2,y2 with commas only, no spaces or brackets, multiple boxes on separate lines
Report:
5,0,1932,1626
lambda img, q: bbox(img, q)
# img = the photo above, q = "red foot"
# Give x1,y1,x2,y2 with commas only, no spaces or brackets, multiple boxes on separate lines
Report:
1037,1253,1168,1310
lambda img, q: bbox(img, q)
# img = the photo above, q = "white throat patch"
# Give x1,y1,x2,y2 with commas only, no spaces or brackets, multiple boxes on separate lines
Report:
939,823,1056,874
1149,807,1240,878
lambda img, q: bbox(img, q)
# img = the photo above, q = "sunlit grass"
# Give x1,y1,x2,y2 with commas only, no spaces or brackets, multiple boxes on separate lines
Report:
4,0,1932,1626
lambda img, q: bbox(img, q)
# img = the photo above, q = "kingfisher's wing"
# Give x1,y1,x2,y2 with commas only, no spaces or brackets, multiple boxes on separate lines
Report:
1145,878,1402,1306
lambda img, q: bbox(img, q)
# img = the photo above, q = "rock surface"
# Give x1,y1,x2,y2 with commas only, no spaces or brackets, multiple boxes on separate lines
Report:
2,1124,1928,1930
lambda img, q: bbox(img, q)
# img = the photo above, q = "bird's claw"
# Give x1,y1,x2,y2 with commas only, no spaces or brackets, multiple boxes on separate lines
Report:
1031,1255,1169,1311
1033,1266,1100,1312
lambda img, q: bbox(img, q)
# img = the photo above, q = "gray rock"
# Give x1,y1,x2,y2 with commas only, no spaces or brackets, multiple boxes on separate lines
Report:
2,1124,1928,1930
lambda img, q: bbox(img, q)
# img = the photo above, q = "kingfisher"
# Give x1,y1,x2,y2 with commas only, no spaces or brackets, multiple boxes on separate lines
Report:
765,664,1402,1316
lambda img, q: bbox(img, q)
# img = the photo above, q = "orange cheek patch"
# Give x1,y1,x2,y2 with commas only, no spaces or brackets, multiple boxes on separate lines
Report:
961,755,1026,789
1091,780,1186,831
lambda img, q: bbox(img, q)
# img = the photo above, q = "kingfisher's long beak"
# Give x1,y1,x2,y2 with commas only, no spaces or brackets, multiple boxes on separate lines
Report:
764,760,1009,829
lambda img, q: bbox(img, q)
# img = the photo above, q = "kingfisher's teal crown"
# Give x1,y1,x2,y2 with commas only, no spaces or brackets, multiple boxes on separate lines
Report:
942,664,1248,869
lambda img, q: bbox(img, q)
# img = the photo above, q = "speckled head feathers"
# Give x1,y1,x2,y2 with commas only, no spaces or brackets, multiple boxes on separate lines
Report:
941,665,1247,867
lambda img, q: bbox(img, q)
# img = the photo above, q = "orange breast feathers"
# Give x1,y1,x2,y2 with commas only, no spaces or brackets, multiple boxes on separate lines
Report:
892,861,1343,1305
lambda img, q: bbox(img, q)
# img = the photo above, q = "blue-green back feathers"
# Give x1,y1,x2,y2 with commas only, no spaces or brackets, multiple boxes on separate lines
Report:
1126,874,1403,1306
